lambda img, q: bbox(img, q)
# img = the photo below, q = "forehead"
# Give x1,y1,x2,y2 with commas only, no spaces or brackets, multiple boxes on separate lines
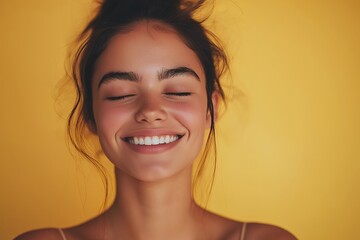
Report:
93,20,205,82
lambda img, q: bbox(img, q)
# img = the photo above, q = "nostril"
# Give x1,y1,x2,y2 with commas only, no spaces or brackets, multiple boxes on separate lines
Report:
135,108,167,123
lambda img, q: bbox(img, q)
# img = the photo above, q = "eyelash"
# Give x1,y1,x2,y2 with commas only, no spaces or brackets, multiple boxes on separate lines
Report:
165,92,191,96
105,92,191,101
106,94,135,101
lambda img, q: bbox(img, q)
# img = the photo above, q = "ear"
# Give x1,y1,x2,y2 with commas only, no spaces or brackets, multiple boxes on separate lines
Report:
206,91,219,128
87,119,97,134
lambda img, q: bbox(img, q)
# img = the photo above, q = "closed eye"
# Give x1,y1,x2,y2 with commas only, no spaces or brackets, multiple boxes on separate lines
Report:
165,92,192,96
106,94,136,101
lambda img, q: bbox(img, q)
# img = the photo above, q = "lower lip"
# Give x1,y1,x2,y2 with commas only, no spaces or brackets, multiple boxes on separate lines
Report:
124,138,182,154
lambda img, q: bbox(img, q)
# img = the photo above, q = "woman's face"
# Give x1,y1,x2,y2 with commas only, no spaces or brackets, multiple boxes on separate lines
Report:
91,21,211,182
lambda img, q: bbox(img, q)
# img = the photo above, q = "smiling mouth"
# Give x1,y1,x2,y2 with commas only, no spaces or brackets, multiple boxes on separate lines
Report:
124,135,183,146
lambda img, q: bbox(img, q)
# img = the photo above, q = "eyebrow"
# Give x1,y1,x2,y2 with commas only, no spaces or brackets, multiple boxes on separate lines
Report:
97,66,200,88
158,67,200,81
97,71,139,88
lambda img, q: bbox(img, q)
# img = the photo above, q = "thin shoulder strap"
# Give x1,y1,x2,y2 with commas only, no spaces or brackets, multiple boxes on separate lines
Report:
58,228,67,240
239,222,247,240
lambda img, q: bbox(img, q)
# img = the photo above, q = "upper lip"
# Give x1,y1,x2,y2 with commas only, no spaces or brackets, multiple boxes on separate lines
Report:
121,129,186,139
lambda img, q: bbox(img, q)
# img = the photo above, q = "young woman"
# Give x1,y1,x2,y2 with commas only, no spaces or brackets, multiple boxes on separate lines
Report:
16,0,296,239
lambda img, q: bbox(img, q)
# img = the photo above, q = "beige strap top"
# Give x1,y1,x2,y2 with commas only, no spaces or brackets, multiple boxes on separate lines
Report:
58,228,67,240
239,222,247,240
58,224,247,240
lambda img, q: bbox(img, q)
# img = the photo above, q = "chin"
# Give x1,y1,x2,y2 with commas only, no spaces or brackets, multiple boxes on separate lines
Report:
115,160,193,183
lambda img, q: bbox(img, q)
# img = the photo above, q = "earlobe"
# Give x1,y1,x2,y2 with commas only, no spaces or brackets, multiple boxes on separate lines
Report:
206,92,219,128
87,120,97,134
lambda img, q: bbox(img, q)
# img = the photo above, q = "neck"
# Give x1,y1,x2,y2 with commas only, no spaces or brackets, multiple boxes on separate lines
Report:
106,167,205,240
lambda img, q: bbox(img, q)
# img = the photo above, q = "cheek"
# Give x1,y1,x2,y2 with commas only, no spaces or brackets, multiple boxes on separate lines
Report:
93,103,132,135
168,97,208,133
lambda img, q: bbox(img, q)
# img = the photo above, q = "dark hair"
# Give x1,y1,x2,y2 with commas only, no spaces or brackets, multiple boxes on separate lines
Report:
68,0,228,208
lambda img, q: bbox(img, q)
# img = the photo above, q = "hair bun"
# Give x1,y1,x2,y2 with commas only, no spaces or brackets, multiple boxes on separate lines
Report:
92,0,204,28
99,0,184,20
102,0,183,10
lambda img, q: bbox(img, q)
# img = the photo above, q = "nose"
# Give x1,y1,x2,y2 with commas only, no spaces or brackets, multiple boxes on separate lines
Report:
135,95,167,123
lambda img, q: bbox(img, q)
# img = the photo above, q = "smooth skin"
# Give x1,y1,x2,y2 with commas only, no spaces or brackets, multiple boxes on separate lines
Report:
15,20,297,240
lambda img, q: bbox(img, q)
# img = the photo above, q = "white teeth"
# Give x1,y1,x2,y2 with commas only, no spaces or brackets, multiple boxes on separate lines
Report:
152,136,160,145
127,135,179,146
144,136,151,145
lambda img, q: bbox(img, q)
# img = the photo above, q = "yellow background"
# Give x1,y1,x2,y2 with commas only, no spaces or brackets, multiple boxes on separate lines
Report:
1,0,359,239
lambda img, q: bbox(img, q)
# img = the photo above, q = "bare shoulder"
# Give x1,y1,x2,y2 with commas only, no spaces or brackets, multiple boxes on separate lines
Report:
14,228,62,240
246,223,297,240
